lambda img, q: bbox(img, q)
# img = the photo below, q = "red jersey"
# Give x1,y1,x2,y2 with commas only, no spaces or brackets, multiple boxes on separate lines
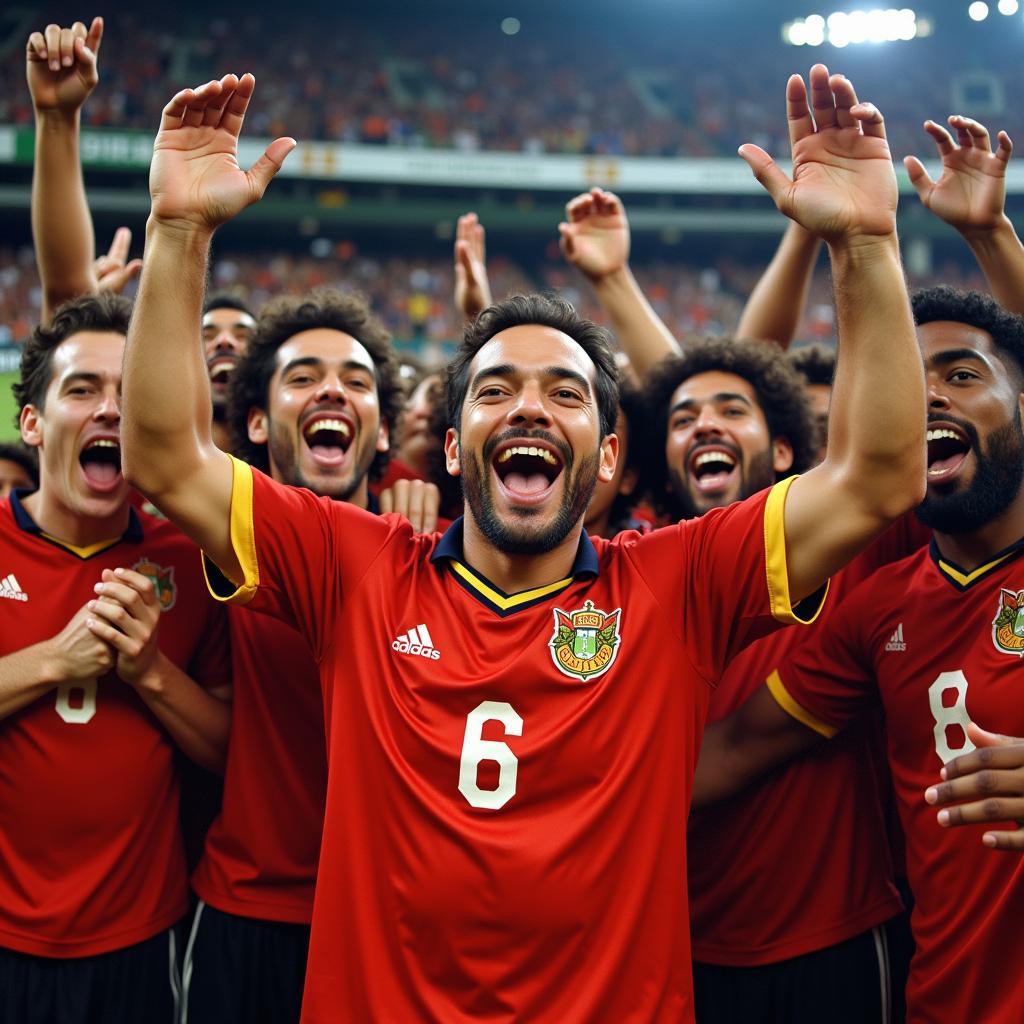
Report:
688,515,927,964
0,491,230,957
192,607,326,923
774,537,1024,1024
208,457,823,1022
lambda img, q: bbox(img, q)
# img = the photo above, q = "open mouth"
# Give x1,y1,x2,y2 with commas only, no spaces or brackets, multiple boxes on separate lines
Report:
79,438,123,492
208,356,239,389
926,426,971,484
302,416,354,467
493,442,564,504
688,447,739,494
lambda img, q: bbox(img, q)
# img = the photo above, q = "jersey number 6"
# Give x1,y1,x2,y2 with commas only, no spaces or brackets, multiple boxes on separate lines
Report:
458,700,523,810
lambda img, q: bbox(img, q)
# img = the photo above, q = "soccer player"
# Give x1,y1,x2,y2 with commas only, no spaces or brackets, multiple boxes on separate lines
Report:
203,294,258,452
644,338,908,1022
0,292,232,1024
122,67,925,1020
694,287,1024,1022
183,288,402,1024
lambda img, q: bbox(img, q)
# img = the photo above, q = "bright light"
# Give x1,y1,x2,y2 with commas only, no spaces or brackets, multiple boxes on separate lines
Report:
500,16,521,35
787,20,809,44
968,1,990,19
997,0,1019,14
784,7,919,45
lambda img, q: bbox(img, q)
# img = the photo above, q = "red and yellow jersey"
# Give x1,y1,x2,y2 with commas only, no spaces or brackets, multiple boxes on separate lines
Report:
0,492,230,958
775,537,1024,1023
207,458,823,1023
688,516,927,964
192,607,326,923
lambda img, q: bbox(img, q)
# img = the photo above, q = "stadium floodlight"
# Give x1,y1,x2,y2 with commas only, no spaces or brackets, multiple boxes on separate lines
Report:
500,17,521,35
784,8,919,45
997,0,1019,14
968,1,989,18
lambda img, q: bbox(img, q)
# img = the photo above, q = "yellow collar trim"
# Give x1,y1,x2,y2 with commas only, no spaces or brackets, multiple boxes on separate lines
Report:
39,530,124,560
937,549,1016,587
448,559,575,611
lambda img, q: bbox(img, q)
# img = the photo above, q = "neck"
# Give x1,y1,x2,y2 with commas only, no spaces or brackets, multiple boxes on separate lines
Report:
585,507,612,540
211,419,233,453
933,487,1024,571
460,511,583,594
21,487,130,549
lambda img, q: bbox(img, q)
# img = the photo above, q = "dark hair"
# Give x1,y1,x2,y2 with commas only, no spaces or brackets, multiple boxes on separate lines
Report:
787,343,836,387
446,293,620,439
641,336,815,514
227,287,402,479
0,442,38,486
912,286,1024,383
606,379,644,529
204,293,255,317
12,292,132,425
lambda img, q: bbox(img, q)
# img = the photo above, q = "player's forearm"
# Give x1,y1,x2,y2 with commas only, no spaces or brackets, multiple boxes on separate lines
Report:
0,643,64,721
130,652,230,773
736,222,821,348
591,266,681,378
961,217,1024,316
32,109,97,322
122,219,216,499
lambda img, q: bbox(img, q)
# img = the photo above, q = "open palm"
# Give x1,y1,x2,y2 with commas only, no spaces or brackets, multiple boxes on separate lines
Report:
559,188,629,279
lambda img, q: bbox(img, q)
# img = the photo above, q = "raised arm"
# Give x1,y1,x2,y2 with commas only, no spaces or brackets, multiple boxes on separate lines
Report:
559,187,681,378
904,116,1024,315
28,17,104,322
453,212,493,321
735,220,822,348
741,66,926,602
121,74,294,580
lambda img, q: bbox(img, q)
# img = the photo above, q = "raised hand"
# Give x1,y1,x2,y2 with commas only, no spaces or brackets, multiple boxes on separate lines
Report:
904,116,1012,235
150,73,295,233
48,603,116,682
85,568,162,687
379,478,441,534
740,65,897,244
26,17,103,113
559,187,630,281
454,213,492,320
94,227,143,294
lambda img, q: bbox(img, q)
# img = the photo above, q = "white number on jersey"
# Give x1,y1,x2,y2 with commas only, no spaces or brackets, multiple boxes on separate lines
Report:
54,680,97,725
928,670,975,764
458,700,523,810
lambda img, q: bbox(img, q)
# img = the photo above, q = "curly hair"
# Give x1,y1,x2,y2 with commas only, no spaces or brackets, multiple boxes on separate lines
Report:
446,293,620,439
640,336,815,516
203,293,255,317
912,286,1024,383
12,292,132,427
787,343,836,387
227,288,402,480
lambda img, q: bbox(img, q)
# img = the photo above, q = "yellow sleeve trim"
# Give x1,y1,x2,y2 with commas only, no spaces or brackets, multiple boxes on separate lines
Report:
767,669,838,739
763,476,828,626
201,454,259,606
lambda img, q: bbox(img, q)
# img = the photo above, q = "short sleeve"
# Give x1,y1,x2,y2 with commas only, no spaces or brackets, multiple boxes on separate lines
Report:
625,478,828,683
202,456,402,660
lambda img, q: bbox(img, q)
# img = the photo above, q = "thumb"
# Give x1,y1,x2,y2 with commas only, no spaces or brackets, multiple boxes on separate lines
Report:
903,155,933,199
558,223,575,259
248,137,296,195
966,721,1020,748
738,145,792,207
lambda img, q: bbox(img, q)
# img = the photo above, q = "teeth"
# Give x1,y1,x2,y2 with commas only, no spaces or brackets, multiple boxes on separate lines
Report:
306,419,351,438
694,450,736,468
496,446,558,465
87,439,119,449
927,429,962,443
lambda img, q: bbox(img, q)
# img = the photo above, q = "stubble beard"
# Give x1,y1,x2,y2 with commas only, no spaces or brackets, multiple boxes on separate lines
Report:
668,445,776,521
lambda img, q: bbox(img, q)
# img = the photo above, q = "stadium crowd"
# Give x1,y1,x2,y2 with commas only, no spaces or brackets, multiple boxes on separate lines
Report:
4,11,1024,1024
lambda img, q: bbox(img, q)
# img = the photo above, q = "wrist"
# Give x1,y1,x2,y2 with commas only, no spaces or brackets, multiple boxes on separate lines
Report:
126,650,167,695
962,214,1018,249
827,232,900,268
34,106,81,130
146,215,215,252
590,263,635,293
35,639,67,688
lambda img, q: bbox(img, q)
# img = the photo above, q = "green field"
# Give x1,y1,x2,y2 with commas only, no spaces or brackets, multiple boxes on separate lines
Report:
0,371,20,441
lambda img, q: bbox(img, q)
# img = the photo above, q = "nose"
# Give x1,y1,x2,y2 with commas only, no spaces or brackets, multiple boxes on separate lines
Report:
316,374,348,405
927,376,951,412
692,404,724,437
507,383,551,428
93,388,121,424
213,329,241,354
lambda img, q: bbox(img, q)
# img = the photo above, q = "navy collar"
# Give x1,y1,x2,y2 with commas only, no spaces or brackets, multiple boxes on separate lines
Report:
10,488,143,558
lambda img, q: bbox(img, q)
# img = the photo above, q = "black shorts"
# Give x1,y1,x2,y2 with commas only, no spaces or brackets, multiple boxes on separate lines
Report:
181,901,311,1024
0,925,182,1024
693,923,898,1024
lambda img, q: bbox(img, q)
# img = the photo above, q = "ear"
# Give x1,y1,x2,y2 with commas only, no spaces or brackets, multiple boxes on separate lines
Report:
444,428,461,477
247,408,268,445
376,420,390,454
597,433,619,484
20,405,43,449
772,436,794,475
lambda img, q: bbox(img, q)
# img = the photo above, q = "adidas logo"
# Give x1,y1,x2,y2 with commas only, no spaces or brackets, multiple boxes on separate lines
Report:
885,623,906,652
0,573,27,602
392,623,441,661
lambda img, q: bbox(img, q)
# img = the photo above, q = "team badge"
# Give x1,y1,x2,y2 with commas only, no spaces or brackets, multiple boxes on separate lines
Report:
992,588,1024,657
132,559,177,611
549,600,622,681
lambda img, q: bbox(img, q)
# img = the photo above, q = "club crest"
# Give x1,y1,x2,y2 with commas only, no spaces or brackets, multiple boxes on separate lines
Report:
549,600,622,681
993,588,1024,657
132,559,177,611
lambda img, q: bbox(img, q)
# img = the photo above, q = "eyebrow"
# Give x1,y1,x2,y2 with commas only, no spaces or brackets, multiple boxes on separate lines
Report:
926,348,993,371
59,372,108,390
279,356,376,377
669,392,753,416
470,364,593,396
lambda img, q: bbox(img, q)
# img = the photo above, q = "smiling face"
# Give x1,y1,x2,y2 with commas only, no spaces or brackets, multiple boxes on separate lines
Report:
445,324,617,555
663,370,792,519
19,330,128,527
916,320,1024,534
203,306,257,414
247,328,389,504
396,373,442,475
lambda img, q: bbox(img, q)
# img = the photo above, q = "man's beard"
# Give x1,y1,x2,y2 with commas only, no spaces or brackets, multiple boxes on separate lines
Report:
916,410,1024,534
667,445,776,521
267,420,368,501
460,428,600,555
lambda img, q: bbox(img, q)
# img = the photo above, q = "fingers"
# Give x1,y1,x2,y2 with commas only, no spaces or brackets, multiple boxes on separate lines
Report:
931,793,1024,829
220,71,256,137
86,16,103,59
160,80,221,131
248,136,297,195
949,114,990,152
982,827,1024,851
902,155,934,200
60,25,77,68
940,732,1024,781
106,226,132,267
808,64,838,131
203,73,239,128
926,767,1024,808
966,720,1019,750
558,223,576,259
86,613,149,659
99,259,143,292
45,24,61,71
381,480,440,533
738,144,793,207
830,74,859,130
785,73,815,148
995,130,1013,165
27,31,46,62
923,119,956,157
850,101,886,140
